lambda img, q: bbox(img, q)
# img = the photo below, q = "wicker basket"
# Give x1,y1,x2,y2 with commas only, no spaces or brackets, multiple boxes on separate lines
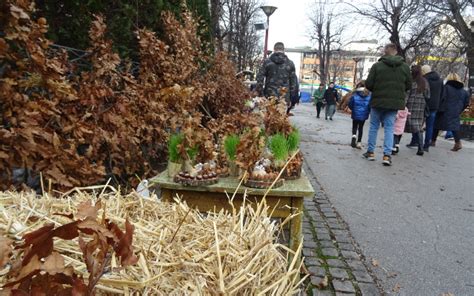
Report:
244,178,284,189
173,175,219,187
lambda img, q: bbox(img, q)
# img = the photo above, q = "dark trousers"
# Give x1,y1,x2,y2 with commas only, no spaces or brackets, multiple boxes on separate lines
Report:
316,102,323,117
394,134,402,146
352,120,365,142
433,130,461,142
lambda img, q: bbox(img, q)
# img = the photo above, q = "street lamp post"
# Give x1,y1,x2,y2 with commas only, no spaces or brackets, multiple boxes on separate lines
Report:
260,5,277,59
352,57,362,87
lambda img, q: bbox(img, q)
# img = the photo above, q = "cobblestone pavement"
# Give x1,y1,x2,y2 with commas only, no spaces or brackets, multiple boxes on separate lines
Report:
293,103,474,295
302,162,382,296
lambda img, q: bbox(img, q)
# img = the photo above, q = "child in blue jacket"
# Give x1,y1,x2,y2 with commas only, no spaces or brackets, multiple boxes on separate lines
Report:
348,81,371,148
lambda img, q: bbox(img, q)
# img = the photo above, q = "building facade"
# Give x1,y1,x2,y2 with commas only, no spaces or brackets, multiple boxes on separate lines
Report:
289,40,380,92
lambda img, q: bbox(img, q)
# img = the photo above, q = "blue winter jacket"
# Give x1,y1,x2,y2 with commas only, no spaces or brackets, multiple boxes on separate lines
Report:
348,91,371,121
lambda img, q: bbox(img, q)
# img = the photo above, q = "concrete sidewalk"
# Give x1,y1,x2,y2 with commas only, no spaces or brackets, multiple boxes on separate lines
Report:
294,103,474,296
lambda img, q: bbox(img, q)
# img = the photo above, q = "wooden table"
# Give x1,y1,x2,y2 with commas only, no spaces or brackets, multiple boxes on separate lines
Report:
150,171,314,257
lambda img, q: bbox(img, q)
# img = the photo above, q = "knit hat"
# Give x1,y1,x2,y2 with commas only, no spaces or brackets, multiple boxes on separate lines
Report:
421,65,431,75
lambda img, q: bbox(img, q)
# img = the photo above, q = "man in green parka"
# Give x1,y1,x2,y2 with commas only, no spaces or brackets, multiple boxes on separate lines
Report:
313,83,325,118
363,43,412,166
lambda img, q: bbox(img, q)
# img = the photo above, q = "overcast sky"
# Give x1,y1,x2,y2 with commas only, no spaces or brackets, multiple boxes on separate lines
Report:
258,0,387,49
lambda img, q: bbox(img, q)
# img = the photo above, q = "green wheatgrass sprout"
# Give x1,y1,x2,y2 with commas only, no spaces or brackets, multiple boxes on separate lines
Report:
269,133,289,162
224,134,240,161
168,133,183,162
287,128,300,153
186,146,199,160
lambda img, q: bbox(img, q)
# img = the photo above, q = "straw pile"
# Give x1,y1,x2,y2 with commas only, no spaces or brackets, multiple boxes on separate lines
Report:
0,188,305,295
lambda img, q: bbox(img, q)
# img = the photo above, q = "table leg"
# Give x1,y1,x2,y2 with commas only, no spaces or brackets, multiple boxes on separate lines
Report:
289,196,303,267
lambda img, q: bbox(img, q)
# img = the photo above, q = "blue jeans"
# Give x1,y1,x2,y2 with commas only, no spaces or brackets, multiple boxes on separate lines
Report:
424,111,436,148
367,108,397,155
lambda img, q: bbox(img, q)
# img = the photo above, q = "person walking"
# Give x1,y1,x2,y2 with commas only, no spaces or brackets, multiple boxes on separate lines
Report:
256,42,297,113
313,83,326,118
404,65,430,156
323,82,339,120
392,107,410,154
432,73,470,151
348,81,371,149
421,65,443,151
406,65,443,150
363,43,412,166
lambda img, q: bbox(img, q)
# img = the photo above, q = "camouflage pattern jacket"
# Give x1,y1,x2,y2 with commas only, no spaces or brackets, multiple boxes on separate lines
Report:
256,52,297,103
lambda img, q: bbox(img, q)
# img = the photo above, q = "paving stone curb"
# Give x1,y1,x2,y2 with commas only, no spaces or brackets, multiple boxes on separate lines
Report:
301,161,384,296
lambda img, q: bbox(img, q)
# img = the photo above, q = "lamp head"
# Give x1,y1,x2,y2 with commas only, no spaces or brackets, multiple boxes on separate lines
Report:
260,6,277,17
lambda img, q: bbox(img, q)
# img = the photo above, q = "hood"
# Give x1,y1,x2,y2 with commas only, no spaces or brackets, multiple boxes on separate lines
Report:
270,52,288,64
379,55,404,67
446,80,464,89
355,87,370,97
424,71,441,82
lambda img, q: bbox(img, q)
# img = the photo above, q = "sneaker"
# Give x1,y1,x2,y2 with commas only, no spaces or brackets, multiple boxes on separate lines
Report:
356,142,362,149
330,118,333,120
363,152,375,161
416,149,424,156
382,155,392,166
423,146,429,152
392,145,400,154
351,135,357,148
325,118,328,120
406,143,418,148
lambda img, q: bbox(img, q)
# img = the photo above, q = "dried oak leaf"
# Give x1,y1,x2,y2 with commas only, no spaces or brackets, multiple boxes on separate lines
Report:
314,275,329,289
107,219,138,266
5,255,42,288
76,218,113,239
18,223,55,266
18,222,80,266
42,252,65,275
76,200,102,220
0,236,13,267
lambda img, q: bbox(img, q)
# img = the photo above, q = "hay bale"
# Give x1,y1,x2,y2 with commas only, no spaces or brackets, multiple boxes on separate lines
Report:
0,189,305,295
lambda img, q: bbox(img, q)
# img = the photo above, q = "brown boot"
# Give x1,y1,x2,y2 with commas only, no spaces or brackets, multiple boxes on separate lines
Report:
451,140,462,151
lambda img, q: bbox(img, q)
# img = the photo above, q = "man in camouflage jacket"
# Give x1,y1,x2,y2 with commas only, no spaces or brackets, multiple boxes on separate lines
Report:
256,42,297,106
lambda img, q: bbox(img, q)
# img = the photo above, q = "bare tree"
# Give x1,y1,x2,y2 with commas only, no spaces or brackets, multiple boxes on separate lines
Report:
422,0,473,89
308,0,345,84
211,0,263,71
349,0,440,61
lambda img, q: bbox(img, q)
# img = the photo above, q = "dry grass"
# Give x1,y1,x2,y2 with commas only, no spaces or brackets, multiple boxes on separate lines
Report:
0,188,305,295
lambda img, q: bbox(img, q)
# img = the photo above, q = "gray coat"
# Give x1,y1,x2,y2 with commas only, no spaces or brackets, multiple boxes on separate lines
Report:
405,81,430,133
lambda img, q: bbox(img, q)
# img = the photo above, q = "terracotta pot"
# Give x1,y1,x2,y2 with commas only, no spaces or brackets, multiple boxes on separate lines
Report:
168,161,182,178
